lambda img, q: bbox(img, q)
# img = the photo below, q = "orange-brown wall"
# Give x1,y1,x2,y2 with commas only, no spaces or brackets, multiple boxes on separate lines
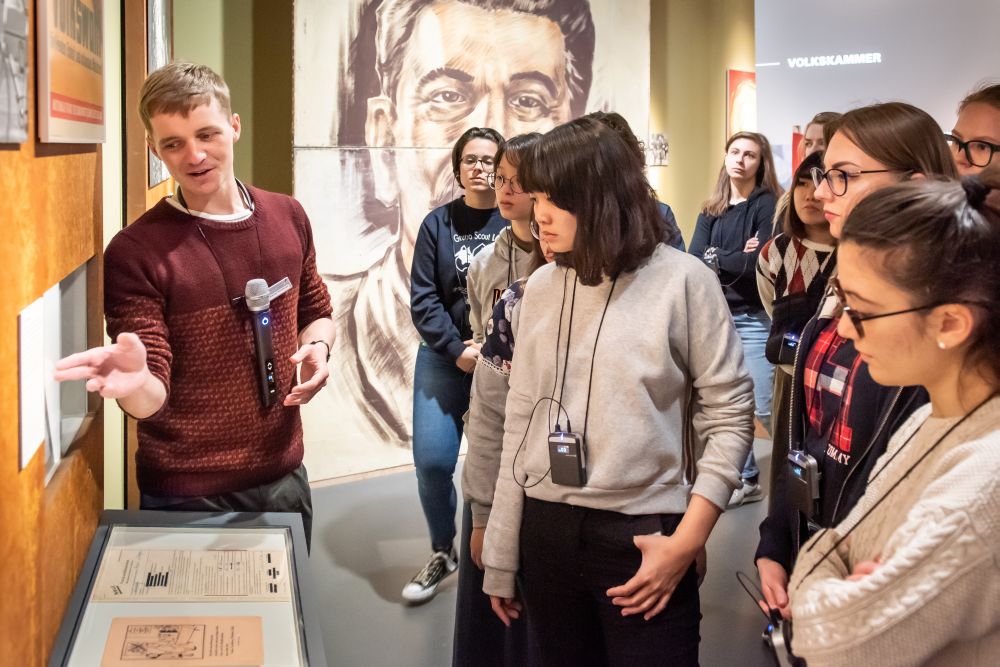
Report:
0,2,105,664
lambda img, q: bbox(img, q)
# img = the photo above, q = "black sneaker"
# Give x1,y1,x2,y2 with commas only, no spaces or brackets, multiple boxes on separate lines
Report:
401,548,458,604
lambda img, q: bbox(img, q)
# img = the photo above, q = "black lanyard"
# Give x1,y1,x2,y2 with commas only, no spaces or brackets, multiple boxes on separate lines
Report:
178,180,264,307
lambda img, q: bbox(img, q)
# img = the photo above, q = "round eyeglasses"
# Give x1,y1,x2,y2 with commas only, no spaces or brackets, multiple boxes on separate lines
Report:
943,134,1000,168
529,217,540,240
810,166,893,197
487,172,524,194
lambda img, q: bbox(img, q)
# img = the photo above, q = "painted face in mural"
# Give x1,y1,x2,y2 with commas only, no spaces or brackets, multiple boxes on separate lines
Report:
366,0,578,263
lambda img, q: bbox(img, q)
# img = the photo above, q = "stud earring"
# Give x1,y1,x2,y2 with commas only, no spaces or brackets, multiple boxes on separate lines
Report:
937,340,947,350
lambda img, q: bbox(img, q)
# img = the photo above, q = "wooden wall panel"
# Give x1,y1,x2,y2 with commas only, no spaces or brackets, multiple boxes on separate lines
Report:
0,0,104,663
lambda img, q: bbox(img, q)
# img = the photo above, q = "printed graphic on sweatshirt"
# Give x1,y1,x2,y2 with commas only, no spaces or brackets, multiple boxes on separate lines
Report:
804,324,864,463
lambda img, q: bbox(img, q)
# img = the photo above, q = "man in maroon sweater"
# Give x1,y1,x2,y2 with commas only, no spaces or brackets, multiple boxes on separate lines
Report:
55,63,334,547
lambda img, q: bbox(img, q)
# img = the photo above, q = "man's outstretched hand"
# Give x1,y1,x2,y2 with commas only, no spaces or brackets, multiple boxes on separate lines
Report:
54,332,151,398
54,332,166,418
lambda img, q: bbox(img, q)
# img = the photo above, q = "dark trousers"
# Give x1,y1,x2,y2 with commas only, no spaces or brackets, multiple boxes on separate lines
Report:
140,464,313,551
519,498,701,667
453,502,536,667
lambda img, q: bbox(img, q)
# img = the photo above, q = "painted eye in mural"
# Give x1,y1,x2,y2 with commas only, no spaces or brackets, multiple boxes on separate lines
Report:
508,93,551,122
425,86,476,122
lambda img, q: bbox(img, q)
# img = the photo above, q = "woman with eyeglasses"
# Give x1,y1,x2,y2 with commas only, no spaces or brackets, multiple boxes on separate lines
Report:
481,117,755,666
756,151,837,501
466,134,545,346
947,84,1000,176
787,172,1000,667
755,102,958,621
689,131,783,508
405,126,507,604
454,133,549,666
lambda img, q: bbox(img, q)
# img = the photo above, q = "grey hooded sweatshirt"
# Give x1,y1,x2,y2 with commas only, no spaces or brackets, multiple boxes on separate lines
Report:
467,226,536,344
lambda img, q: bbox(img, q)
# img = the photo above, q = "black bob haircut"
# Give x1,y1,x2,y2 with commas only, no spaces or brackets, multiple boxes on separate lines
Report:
519,117,665,285
784,151,825,239
452,127,504,186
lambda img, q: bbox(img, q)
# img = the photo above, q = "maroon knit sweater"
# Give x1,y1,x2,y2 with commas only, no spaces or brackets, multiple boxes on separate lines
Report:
104,187,333,497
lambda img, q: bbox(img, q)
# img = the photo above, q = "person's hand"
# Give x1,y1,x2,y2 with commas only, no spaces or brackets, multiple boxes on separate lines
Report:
470,527,486,570
489,595,522,627
847,556,882,582
695,545,708,587
284,340,330,406
53,332,152,398
743,236,760,253
455,340,481,373
756,557,791,619
607,533,698,621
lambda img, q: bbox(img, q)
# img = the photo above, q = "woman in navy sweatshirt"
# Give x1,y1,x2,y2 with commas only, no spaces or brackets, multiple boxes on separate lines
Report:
404,127,507,604
690,131,782,507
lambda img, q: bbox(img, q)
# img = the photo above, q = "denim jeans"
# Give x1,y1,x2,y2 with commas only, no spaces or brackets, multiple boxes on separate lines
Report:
412,344,473,551
732,309,774,482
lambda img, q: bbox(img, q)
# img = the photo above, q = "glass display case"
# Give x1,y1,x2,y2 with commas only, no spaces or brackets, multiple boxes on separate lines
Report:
49,510,327,667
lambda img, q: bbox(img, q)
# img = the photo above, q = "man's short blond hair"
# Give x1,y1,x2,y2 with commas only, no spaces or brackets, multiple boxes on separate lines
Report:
139,61,232,135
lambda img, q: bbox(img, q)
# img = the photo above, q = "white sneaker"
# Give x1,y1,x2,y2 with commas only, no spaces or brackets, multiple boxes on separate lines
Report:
401,549,458,604
728,481,764,508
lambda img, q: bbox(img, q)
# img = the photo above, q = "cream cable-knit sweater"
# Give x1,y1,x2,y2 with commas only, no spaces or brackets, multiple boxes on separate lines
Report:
788,396,1000,667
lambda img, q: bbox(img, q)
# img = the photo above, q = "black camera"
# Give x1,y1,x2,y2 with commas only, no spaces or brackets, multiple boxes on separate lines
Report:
777,331,800,366
548,431,587,487
702,247,721,275
787,449,821,521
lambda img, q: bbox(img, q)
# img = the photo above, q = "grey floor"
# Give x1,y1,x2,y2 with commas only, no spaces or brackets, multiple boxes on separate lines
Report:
309,439,776,666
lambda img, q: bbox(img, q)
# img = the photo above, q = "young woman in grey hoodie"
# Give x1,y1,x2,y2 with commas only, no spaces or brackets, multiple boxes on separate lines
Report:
453,133,548,667
481,117,755,666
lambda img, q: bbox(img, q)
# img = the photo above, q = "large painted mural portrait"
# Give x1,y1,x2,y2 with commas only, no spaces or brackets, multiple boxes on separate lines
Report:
294,0,649,477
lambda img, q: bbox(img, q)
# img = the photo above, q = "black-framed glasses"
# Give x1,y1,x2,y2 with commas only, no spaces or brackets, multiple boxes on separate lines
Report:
460,154,495,170
487,172,523,194
810,166,893,197
943,134,1000,168
830,277,940,338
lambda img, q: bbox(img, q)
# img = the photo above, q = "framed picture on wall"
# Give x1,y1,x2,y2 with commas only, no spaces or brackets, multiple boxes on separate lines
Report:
36,0,105,143
1,0,29,143
147,0,172,186
726,69,757,139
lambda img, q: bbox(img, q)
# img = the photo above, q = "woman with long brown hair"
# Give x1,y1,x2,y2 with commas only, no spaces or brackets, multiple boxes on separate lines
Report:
755,101,959,620
690,131,783,507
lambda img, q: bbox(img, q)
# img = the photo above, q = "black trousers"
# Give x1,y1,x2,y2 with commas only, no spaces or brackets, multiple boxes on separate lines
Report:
519,497,701,667
140,464,313,551
453,501,537,667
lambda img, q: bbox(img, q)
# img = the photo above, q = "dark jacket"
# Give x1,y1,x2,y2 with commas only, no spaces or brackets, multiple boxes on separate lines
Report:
410,197,506,362
689,187,777,312
658,201,686,252
754,293,929,572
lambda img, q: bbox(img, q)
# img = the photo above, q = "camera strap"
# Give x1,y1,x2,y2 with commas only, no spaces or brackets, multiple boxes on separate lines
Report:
793,392,997,587
554,273,617,441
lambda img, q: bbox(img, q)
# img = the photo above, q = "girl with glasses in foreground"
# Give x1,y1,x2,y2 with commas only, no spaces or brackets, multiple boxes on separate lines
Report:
755,102,958,620
788,171,1000,667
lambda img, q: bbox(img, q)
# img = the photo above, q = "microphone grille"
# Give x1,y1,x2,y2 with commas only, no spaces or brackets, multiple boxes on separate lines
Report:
245,279,270,311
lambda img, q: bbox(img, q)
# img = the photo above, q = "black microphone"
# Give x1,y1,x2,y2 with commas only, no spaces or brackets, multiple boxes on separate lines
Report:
246,279,277,407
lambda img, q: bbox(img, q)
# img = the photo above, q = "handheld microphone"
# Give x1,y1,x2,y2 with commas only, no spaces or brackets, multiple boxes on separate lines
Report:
246,279,277,407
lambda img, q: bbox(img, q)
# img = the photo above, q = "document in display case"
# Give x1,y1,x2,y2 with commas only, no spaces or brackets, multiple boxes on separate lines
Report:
49,510,327,667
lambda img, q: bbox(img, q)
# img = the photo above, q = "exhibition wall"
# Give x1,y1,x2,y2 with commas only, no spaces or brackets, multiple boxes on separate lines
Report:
756,0,1000,180
0,0,109,660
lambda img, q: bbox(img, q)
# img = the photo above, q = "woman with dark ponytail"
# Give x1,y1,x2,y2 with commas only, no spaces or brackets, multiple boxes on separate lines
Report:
788,168,1000,666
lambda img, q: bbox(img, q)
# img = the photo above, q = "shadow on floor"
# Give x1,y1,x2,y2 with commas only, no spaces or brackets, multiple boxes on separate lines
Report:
309,440,778,666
